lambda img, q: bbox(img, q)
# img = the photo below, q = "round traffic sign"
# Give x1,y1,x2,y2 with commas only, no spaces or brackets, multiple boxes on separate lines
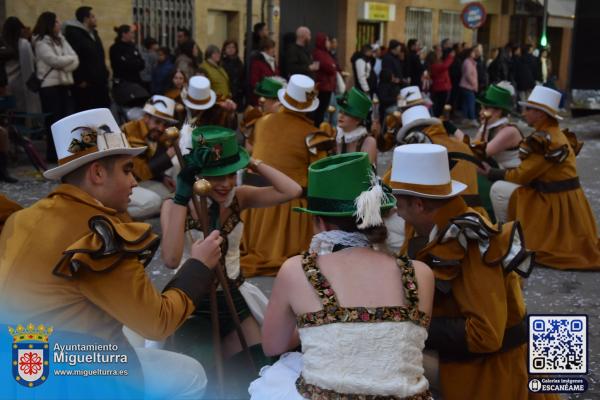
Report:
461,2,487,30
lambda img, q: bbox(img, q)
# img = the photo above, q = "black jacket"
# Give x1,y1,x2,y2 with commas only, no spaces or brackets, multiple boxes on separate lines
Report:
109,41,145,84
381,52,404,82
221,55,245,107
513,54,538,92
487,55,509,84
407,50,424,88
284,43,313,79
64,21,109,86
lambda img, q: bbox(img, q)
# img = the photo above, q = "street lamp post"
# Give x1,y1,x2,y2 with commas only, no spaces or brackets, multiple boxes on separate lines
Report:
541,0,549,48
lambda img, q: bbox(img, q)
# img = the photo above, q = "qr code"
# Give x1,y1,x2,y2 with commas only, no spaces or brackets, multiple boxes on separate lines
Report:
529,315,587,374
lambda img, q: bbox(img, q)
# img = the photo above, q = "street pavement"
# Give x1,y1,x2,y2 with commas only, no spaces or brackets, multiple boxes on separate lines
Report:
2,115,600,399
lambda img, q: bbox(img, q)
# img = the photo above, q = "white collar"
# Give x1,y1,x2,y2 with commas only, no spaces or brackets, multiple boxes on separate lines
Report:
309,230,370,255
479,117,509,138
336,126,368,144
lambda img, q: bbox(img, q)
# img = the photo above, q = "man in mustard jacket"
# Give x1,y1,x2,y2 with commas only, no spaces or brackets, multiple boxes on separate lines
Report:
0,193,21,235
390,143,544,400
483,86,600,270
0,108,222,398
122,94,179,219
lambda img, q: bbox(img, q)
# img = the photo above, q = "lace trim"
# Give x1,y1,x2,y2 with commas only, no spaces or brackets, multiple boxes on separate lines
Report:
295,375,433,400
309,231,369,256
336,126,368,144
296,252,430,328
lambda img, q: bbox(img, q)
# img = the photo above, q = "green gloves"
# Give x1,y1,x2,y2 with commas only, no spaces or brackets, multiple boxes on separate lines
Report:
173,154,198,206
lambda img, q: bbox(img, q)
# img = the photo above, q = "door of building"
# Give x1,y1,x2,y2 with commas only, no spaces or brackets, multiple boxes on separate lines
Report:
356,22,381,50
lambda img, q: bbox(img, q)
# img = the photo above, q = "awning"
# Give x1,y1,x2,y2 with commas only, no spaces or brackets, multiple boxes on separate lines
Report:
535,0,576,28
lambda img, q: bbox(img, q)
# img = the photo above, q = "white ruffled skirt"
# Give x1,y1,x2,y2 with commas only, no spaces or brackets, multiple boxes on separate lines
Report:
248,352,304,399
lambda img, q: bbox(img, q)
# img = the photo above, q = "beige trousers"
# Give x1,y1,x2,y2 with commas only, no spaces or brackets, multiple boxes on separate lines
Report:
490,180,521,222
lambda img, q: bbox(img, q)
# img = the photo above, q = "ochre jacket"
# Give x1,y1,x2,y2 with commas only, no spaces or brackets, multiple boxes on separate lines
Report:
497,118,600,269
0,184,211,344
401,196,537,400
0,194,22,236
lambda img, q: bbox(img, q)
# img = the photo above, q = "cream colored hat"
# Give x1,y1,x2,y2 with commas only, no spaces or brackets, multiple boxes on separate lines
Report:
143,95,177,123
396,105,441,142
398,85,425,109
43,108,145,180
518,85,563,120
390,143,467,199
277,74,319,113
182,76,217,110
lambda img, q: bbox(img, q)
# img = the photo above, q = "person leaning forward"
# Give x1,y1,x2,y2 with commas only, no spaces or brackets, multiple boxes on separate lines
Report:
390,144,557,400
482,86,600,270
0,108,223,398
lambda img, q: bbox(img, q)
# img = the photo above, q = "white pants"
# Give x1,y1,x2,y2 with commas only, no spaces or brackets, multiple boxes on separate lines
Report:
134,347,207,400
490,180,521,222
128,180,172,219
124,326,207,399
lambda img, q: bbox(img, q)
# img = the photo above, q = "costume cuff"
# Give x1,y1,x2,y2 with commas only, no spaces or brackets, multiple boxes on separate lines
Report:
425,317,469,360
163,259,214,308
488,168,506,182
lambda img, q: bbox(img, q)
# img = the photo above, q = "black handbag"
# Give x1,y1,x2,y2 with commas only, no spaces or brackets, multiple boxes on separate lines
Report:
26,67,53,93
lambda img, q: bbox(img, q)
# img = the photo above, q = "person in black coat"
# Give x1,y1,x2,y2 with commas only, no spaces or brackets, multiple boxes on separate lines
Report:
406,38,424,89
221,39,245,110
283,26,317,79
109,25,145,85
381,39,404,90
64,6,110,110
487,47,510,84
376,69,399,124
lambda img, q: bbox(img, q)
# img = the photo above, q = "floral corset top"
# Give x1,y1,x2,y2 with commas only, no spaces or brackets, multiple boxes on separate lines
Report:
295,252,432,399
296,252,430,328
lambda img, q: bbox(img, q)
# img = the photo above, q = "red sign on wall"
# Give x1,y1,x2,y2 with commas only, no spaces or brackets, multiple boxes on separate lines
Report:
461,2,487,30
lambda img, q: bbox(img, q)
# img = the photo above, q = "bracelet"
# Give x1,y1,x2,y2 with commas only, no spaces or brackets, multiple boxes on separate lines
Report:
251,159,264,169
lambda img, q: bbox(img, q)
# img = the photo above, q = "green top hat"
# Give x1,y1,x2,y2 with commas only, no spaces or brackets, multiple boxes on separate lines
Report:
337,87,372,120
190,125,249,176
294,152,395,217
254,77,284,99
476,85,513,112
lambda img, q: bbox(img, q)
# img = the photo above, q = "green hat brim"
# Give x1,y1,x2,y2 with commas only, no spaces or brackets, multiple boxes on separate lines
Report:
475,96,513,112
336,97,368,120
200,147,250,177
254,88,279,99
293,193,396,217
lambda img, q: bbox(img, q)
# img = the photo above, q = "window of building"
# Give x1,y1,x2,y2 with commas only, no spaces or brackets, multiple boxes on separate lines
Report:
405,8,433,51
133,0,194,49
439,11,464,46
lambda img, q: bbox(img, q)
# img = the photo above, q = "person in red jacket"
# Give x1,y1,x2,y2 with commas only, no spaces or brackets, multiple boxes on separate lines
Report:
312,32,338,126
249,38,280,106
428,47,455,117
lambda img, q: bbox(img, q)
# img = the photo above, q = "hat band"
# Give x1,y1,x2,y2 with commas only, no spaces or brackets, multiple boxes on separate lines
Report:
307,196,357,213
152,109,176,120
58,146,99,166
390,181,452,196
204,152,240,169
524,100,558,116
186,93,211,106
284,93,315,110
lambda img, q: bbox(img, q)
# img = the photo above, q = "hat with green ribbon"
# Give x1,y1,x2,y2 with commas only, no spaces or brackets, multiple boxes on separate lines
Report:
337,87,372,120
476,84,513,112
294,152,395,227
188,125,249,176
254,77,284,99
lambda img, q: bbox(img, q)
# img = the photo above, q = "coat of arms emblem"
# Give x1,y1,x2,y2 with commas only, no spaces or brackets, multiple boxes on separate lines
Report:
9,323,53,388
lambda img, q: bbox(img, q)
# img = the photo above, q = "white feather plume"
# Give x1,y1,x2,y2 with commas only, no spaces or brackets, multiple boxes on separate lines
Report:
354,171,385,229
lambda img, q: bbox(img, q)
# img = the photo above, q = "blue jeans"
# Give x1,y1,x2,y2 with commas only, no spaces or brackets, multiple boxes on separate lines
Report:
461,88,476,120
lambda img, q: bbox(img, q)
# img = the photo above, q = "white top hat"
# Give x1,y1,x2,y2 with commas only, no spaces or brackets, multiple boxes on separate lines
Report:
277,74,319,113
143,95,177,123
43,108,145,180
182,76,217,110
396,105,441,142
518,85,563,120
398,86,425,109
389,143,467,199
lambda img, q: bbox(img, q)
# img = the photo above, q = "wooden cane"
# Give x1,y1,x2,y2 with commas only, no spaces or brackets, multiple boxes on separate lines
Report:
193,180,257,372
481,110,492,139
326,105,336,125
442,104,452,121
